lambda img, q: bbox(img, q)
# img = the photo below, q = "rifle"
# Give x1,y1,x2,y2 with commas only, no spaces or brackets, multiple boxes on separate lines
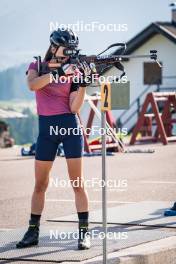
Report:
34,43,161,81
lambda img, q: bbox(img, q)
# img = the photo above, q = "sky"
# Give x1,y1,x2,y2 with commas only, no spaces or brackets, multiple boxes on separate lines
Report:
0,0,173,70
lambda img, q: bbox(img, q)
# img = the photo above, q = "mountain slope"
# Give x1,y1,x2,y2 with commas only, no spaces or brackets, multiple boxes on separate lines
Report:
0,64,34,100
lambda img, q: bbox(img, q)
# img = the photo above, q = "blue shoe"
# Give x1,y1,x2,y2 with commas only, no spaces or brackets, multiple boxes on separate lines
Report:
164,202,176,216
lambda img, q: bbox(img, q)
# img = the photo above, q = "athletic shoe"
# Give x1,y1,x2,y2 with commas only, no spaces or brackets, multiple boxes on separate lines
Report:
78,232,91,250
164,202,176,216
16,225,39,248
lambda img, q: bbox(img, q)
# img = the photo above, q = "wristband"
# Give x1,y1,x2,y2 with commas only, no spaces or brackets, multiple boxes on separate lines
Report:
79,75,92,87
50,67,66,78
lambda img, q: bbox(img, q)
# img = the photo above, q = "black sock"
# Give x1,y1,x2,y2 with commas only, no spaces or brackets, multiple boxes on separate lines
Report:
78,211,89,224
77,212,89,239
29,213,41,227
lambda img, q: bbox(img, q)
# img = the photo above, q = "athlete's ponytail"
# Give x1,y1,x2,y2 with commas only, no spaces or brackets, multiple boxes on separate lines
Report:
44,45,53,62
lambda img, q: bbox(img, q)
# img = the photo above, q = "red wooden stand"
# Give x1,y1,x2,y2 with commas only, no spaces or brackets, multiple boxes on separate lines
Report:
78,93,124,153
130,92,176,145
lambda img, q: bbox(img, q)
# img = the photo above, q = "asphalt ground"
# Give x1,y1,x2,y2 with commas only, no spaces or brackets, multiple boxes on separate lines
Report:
0,142,175,230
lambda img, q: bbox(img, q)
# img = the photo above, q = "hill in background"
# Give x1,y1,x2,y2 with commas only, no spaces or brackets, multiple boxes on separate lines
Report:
0,64,34,101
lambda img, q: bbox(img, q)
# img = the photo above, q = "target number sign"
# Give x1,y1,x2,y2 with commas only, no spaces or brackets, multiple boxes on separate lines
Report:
101,81,130,111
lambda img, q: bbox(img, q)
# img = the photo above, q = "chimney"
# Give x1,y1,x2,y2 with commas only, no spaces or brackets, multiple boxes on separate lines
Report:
170,3,176,24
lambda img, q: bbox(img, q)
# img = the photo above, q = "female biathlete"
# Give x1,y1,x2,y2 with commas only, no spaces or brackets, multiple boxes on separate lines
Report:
16,28,94,250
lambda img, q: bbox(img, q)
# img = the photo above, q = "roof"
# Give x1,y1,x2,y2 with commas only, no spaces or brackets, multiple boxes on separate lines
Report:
114,21,176,56
98,21,176,75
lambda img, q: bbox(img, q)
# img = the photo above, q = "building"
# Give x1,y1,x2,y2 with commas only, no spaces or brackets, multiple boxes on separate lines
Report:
82,6,176,133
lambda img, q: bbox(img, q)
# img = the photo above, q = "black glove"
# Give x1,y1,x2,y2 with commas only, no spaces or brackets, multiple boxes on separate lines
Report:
51,63,78,79
78,61,97,87
50,67,65,78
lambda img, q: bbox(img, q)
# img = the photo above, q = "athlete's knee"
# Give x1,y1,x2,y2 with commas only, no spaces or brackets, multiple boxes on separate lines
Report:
34,181,48,193
72,185,85,194
71,179,85,193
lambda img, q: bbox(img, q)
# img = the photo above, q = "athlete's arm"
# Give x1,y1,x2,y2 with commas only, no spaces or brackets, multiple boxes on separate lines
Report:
69,87,86,114
27,69,51,91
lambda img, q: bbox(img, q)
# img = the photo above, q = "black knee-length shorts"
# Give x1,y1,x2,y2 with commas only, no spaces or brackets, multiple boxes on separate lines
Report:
35,113,84,161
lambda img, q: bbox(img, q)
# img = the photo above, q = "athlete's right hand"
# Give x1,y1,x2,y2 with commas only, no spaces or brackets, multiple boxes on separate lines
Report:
48,62,78,77
61,64,78,76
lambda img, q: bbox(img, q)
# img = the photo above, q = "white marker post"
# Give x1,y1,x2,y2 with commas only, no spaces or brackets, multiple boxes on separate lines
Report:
101,81,130,264
101,109,107,264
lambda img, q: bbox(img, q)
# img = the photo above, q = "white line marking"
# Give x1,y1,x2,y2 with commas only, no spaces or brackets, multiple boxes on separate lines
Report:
93,188,127,192
141,181,176,184
0,228,13,231
46,199,134,204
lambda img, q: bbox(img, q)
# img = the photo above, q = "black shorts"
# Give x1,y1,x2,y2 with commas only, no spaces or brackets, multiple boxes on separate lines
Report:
35,113,84,161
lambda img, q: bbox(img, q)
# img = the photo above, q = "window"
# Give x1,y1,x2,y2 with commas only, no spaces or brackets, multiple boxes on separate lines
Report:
143,62,162,85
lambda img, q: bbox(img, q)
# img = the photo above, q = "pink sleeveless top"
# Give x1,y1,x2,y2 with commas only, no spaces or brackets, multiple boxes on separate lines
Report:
28,62,73,116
